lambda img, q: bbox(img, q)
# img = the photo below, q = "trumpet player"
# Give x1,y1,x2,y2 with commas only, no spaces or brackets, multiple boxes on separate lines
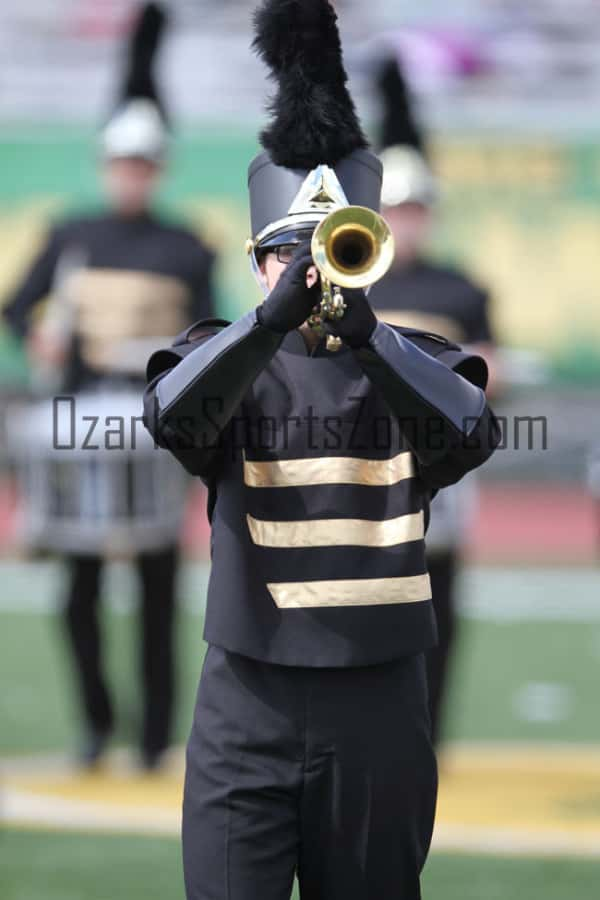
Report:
144,2,500,898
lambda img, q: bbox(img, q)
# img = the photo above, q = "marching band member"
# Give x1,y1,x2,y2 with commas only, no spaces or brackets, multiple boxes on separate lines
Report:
369,54,499,744
145,2,499,897
2,3,215,769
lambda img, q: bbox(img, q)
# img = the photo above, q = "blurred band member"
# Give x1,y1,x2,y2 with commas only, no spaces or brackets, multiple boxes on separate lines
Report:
2,4,215,769
144,3,499,897
369,55,498,744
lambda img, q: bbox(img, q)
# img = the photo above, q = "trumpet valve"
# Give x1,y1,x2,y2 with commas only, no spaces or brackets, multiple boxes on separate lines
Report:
320,286,346,321
331,287,347,319
320,286,333,318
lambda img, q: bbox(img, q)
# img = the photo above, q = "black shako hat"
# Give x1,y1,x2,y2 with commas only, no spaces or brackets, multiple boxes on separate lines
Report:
376,52,437,208
101,3,170,162
247,0,383,252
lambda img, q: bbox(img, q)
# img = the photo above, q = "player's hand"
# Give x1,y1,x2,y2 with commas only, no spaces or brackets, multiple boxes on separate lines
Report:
325,287,377,348
256,243,321,334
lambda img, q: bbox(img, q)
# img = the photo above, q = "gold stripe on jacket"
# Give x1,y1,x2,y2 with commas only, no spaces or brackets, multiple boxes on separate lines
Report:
243,451,415,489
267,574,432,608
247,510,424,549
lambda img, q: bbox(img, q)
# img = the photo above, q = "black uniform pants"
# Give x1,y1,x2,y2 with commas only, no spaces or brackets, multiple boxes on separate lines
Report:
62,544,179,756
183,646,437,900
425,551,458,745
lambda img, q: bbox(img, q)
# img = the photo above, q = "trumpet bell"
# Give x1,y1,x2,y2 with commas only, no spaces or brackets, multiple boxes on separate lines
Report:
311,205,395,290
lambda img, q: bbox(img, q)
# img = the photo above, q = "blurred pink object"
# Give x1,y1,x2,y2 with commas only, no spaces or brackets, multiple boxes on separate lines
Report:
381,27,491,90
71,0,132,39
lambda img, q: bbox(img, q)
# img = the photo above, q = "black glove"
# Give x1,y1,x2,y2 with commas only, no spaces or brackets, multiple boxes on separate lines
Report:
325,287,377,348
256,244,320,334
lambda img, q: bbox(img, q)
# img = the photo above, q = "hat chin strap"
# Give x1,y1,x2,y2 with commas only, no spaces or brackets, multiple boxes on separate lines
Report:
249,246,270,298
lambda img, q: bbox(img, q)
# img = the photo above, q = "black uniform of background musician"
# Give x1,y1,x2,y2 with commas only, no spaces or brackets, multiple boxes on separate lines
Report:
369,54,498,744
144,3,500,898
2,3,215,769
4,213,214,392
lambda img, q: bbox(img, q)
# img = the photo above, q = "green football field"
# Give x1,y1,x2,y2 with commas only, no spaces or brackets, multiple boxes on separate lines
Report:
2,559,600,898
3,830,600,900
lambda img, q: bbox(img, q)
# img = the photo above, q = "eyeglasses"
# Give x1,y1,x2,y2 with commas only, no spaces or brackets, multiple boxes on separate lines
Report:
274,244,297,265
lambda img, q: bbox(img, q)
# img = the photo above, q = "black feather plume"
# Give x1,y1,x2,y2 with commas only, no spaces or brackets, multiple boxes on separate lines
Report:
122,3,168,120
378,56,426,156
253,0,368,169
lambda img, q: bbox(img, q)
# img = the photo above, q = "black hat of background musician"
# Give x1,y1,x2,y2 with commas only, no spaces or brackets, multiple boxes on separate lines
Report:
247,0,383,252
376,53,437,208
101,3,170,163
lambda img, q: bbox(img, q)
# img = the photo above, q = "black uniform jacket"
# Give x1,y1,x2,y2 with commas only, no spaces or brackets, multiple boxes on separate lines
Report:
144,310,500,667
3,212,215,390
369,259,493,346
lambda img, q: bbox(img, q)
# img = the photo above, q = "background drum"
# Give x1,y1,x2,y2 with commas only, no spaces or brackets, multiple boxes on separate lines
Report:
7,390,188,556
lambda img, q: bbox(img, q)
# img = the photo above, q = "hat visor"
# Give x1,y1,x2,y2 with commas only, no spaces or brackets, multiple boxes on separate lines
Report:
256,227,317,252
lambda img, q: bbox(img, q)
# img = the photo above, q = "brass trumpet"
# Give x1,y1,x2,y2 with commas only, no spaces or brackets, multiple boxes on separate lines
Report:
309,205,395,349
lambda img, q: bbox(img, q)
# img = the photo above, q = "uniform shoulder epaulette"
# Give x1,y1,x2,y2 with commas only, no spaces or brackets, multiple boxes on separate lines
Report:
147,319,231,383
391,324,460,352
387,323,488,391
173,318,231,347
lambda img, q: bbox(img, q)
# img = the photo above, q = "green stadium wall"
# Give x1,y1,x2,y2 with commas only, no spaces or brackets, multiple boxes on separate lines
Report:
1,126,600,385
